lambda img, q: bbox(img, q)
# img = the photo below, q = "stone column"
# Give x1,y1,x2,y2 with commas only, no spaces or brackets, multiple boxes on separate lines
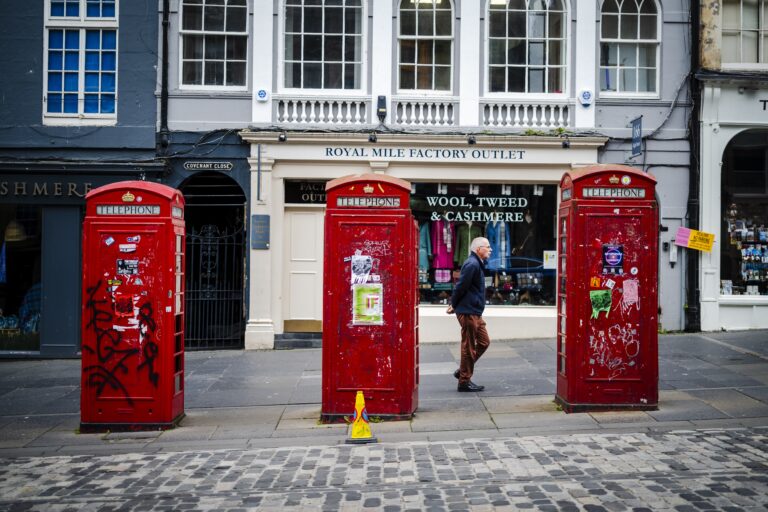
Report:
245,150,275,349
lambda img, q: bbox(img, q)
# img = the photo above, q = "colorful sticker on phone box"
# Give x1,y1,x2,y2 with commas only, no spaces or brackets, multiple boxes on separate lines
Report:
105,237,115,246
602,244,624,275
589,289,612,319
126,235,141,243
590,277,601,288
117,259,139,275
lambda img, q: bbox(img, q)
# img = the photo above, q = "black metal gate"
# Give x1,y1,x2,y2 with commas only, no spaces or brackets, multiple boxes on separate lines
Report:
185,221,246,350
180,171,247,350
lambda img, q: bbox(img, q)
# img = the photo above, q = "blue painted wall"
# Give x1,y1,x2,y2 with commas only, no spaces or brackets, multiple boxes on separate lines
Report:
0,0,158,153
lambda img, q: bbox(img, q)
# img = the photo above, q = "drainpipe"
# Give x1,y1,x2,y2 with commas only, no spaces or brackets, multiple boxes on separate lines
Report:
686,0,701,332
157,0,170,155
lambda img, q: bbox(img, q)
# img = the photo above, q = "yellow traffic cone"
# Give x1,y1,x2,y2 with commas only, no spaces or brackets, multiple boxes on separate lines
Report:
346,390,378,444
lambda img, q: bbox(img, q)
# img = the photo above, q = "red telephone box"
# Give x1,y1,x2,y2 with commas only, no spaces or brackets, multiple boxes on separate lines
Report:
81,181,185,431
322,174,418,421
556,164,658,412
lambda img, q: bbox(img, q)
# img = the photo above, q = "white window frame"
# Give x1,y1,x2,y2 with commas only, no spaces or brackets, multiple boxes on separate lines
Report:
484,0,570,99
396,0,455,96
598,0,661,99
43,0,119,126
178,0,249,91
722,0,768,70
278,0,367,96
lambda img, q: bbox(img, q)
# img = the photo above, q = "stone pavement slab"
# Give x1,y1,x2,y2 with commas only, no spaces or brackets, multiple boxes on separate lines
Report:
0,332,767,456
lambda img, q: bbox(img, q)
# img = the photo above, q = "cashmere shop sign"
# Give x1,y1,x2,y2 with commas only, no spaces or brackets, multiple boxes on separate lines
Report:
323,147,526,162
423,195,529,222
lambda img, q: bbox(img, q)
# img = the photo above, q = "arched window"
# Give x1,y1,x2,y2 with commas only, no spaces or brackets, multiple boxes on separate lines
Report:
599,0,659,94
487,0,567,94
720,130,768,296
398,0,454,92
283,0,363,90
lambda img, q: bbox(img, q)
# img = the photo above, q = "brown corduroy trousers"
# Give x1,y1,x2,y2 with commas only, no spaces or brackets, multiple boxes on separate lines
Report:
456,314,491,384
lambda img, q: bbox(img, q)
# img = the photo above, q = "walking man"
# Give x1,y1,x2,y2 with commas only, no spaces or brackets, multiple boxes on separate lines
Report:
446,237,491,392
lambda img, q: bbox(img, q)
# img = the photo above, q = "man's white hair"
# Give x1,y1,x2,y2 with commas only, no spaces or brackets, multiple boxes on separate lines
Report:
470,237,489,252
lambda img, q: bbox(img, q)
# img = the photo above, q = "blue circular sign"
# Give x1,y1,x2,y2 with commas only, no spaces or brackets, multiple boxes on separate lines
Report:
605,248,623,266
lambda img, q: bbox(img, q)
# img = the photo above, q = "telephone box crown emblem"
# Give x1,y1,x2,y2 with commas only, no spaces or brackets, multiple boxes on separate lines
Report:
122,191,136,202
363,184,374,194
608,175,620,185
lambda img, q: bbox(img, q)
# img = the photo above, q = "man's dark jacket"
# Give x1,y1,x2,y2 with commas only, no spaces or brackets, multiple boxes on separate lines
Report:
451,252,486,315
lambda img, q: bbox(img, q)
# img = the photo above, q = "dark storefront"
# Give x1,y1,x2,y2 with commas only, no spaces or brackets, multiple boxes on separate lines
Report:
0,166,163,357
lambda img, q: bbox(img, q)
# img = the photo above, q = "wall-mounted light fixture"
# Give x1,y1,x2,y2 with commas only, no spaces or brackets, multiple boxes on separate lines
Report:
467,134,476,145
278,131,287,142
377,95,387,123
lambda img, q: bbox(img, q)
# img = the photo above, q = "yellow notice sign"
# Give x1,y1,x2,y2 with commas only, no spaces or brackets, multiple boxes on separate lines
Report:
674,227,715,252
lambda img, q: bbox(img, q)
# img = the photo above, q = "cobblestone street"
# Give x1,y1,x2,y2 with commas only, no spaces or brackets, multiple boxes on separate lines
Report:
1,427,766,511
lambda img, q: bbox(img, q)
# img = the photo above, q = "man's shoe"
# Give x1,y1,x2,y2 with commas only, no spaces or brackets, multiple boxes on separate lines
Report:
453,369,460,379
457,381,485,392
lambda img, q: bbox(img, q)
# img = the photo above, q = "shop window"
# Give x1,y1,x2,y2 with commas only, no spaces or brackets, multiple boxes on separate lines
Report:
411,183,557,306
283,0,363,90
722,0,768,67
721,130,768,296
599,0,659,95
0,206,42,351
44,0,118,124
487,0,567,94
398,0,454,92
180,0,248,88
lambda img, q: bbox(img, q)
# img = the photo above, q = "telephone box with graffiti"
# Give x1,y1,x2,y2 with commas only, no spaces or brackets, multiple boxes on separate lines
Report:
556,165,658,412
81,181,185,431
322,174,419,421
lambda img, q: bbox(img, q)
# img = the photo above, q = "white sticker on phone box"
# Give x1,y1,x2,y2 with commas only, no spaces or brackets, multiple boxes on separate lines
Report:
119,244,137,253
105,237,115,246
630,267,638,275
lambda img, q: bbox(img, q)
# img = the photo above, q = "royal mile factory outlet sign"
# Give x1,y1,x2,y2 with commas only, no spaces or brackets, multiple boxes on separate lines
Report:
322,146,526,162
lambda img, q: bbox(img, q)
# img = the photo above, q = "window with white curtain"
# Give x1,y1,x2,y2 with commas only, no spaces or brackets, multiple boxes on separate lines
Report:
722,0,768,66
599,0,659,94
487,0,567,94
398,0,454,92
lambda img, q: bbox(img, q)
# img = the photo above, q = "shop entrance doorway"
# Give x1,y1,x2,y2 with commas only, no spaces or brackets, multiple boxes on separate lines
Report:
179,172,246,350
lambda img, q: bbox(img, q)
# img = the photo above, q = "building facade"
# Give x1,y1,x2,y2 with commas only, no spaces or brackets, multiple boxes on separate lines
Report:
697,0,768,330
0,0,696,356
236,0,692,348
0,0,161,357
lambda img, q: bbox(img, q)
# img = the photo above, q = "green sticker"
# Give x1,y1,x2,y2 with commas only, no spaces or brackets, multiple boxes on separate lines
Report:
590,289,612,319
352,283,383,325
